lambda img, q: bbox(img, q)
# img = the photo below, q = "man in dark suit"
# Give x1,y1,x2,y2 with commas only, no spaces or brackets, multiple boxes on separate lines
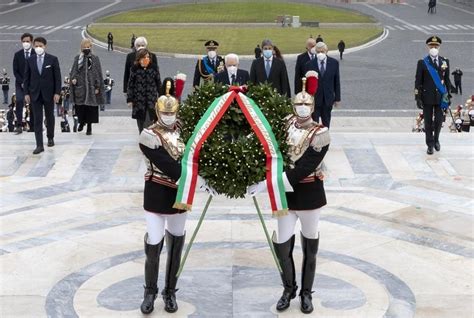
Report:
294,37,316,94
12,32,35,134
193,40,225,87
250,39,290,98
24,37,61,154
415,36,451,155
123,36,158,95
214,53,250,86
304,42,341,128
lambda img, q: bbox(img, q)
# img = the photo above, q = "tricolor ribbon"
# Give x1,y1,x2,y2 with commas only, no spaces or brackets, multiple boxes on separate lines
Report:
173,89,288,216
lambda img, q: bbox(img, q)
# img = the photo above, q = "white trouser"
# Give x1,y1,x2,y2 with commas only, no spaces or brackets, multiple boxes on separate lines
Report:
145,211,187,245
277,209,321,243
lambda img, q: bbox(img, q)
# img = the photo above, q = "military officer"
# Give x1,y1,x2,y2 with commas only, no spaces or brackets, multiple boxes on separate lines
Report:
415,36,451,155
192,40,224,87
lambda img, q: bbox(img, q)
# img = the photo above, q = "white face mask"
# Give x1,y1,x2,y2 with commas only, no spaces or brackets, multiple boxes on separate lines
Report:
22,42,31,50
161,114,176,126
136,45,146,51
295,105,312,118
316,52,326,61
34,47,45,56
263,49,273,59
429,47,439,57
227,65,237,75
208,50,217,59
310,47,316,55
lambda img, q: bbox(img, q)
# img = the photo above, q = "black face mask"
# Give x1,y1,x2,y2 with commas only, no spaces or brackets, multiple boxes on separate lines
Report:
82,48,91,55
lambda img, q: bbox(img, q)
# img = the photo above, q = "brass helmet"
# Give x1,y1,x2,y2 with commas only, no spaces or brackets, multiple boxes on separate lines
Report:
156,78,179,118
293,78,314,113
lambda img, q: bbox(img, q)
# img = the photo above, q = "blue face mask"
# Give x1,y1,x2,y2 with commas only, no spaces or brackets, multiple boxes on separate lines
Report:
263,49,273,59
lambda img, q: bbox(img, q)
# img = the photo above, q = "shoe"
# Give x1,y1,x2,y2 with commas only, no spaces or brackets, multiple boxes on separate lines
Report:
427,146,434,155
78,123,84,132
300,232,320,314
434,142,440,152
47,139,54,147
14,127,22,135
33,147,44,154
140,234,164,314
273,234,297,311
162,230,185,313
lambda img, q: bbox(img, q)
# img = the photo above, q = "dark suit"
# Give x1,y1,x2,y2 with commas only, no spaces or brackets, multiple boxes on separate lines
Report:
13,48,35,128
24,53,61,147
294,52,313,94
415,56,451,147
304,56,341,128
214,69,250,86
250,57,290,98
123,51,158,93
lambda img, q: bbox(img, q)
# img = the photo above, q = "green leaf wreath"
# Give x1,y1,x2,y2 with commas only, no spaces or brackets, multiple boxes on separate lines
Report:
179,82,292,198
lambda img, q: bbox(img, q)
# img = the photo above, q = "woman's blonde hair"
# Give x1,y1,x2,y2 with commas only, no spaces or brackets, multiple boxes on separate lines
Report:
80,38,92,51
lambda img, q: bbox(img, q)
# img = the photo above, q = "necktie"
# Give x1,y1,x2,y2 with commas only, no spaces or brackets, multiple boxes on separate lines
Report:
37,56,43,75
211,59,215,69
25,51,29,59
434,58,438,67
265,59,271,78
231,74,236,85
320,60,325,76
311,54,315,60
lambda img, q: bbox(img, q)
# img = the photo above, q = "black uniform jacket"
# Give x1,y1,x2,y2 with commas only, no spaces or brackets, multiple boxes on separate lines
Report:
415,56,451,106
139,144,185,214
285,145,329,210
193,55,224,87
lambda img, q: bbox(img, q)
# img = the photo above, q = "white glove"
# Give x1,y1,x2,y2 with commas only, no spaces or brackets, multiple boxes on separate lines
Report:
246,180,267,196
196,176,217,196
282,172,294,192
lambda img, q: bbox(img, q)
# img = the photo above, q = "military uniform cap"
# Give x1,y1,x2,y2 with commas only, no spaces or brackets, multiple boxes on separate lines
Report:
205,40,219,48
426,36,442,45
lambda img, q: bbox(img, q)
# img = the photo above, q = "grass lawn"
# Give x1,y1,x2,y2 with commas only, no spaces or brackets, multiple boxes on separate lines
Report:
98,1,374,24
88,26,382,55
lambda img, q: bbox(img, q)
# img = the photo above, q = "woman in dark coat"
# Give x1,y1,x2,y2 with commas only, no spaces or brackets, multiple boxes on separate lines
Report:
127,48,161,133
70,38,105,135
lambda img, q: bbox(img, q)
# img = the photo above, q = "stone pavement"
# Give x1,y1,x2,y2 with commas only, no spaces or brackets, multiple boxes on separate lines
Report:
0,116,473,317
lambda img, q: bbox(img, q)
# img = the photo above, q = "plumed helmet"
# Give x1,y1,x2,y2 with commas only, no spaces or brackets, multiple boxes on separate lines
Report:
156,78,179,115
293,77,314,107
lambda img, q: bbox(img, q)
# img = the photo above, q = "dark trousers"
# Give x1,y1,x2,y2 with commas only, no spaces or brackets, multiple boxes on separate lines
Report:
106,90,112,104
339,51,343,60
32,94,55,147
15,83,35,129
454,81,462,95
312,103,333,128
2,89,7,104
423,104,443,147
108,42,113,51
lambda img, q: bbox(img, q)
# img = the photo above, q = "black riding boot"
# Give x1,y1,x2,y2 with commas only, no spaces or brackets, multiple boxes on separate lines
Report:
300,232,319,314
140,233,164,314
162,230,185,313
273,233,297,311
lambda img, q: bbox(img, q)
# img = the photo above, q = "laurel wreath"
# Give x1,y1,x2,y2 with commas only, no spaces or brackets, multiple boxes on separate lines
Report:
179,82,292,198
